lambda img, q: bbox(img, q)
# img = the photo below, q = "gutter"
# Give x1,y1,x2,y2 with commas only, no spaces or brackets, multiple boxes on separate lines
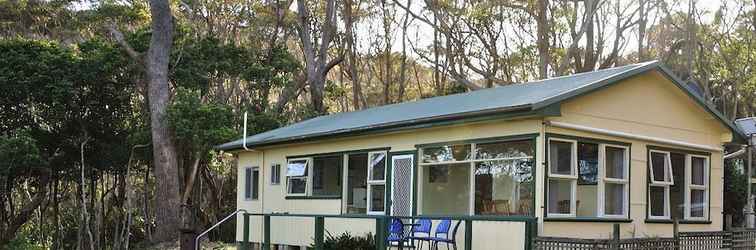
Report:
217,104,546,151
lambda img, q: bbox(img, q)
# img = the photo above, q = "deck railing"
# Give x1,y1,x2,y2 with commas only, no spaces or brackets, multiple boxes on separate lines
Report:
238,213,538,250
533,224,756,250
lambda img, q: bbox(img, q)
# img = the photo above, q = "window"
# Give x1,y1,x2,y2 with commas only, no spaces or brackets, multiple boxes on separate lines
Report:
687,155,708,220
244,167,259,200
420,139,535,216
602,145,629,217
286,159,309,195
646,149,710,221
286,156,343,197
367,151,387,214
312,155,343,196
346,154,368,214
546,137,629,219
271,164,281,185
547,139,577,216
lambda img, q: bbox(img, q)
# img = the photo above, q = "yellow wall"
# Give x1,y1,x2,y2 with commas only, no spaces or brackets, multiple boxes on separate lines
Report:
233,70,732,247
542,71,730,238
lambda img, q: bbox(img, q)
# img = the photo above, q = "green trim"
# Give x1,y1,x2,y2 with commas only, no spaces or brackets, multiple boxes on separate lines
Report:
544,217,633,223
262,215,271,250
314,216,324,250
248,212,537,222
241,214,250,250
285,147,391,160
646,145,712,156
285,195,341,200
644,219,712,224
414,133,540,148
220,106,558,151
543,134,633,220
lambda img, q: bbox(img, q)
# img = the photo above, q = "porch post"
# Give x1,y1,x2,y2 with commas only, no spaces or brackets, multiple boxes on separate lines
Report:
240,213,251,250
262,215,271,250
314,216,324,250
748,146,755,228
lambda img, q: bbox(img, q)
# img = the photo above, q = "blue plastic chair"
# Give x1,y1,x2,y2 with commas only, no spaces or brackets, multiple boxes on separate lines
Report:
387,218,410,246
428,220,461,250
407,219,433,249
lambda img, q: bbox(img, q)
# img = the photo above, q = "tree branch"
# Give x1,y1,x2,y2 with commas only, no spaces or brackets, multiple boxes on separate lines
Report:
106,23,141,61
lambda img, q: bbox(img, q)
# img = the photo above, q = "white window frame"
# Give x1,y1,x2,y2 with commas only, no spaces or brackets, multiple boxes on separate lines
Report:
647,150,673,220
648,150,674,185
286,158,310,196
271,164,281,185
367,151,388,215
547,138,578,217
597,144,630,218
685,155,709,221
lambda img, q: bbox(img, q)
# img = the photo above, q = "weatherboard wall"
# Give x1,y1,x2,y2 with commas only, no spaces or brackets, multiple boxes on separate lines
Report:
541,70,730,238
235,118,542,249
233,70,733,247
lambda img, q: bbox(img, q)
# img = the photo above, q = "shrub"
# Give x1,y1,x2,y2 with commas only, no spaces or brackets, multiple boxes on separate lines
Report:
311,232,375,250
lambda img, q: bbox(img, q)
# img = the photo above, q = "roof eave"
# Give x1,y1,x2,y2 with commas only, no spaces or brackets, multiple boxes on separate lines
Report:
217,104,559,151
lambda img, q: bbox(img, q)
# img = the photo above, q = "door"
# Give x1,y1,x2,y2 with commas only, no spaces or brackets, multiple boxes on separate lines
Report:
391,154,414,216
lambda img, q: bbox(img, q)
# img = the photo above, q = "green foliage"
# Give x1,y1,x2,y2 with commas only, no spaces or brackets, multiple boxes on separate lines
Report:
310,232,375,250
724,158,748,226
0,131,46,177
167,87,236,151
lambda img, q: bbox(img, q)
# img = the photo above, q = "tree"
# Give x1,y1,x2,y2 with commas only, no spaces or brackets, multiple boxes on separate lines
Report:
295,0,344,114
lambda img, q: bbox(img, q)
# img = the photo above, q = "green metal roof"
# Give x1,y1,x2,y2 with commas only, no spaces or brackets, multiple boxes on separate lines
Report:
217,61,747,151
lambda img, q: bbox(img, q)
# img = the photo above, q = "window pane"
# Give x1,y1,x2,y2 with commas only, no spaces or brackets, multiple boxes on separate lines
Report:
312,155,343,196
578,143,599,185
549,141,573,175
475,140,534,159
346,154,368,214
474,159,534,216
370,185,385,212
271,164,280,184
288,178,306,194
428,165,449,183
691,157,705,186
670,153,685,219
650,152,667,182
604,183,624,215
649,186,666,217
691,189,705,218
605,146,626,179
370,152,386,181
252,169,259,199
245,168,252,199
422,144,471,163
548,179,573,214
287,160,308,177
422,163,470,215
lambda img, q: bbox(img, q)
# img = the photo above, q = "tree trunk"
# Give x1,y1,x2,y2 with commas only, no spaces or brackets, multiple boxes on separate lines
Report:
146,0,182,244
536,0,550,79
638,0,646,61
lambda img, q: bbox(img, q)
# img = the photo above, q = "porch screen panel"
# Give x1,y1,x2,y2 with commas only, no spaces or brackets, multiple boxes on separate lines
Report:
391,156,413,216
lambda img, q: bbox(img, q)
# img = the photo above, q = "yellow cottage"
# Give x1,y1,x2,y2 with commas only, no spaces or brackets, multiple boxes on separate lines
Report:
216,61,748,250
